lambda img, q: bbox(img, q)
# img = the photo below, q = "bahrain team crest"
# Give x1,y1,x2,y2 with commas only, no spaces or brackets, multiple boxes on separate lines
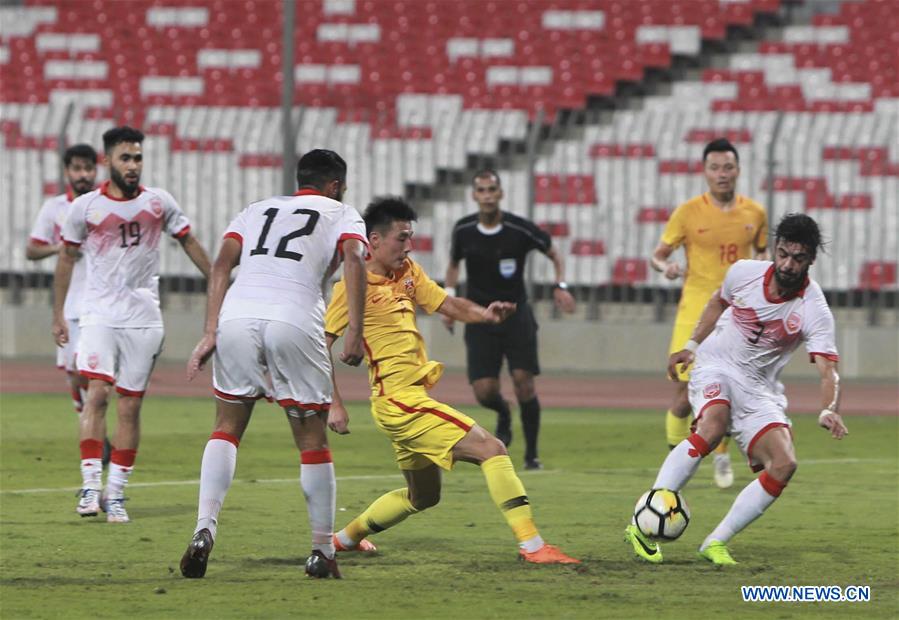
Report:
703,383,721,399
87,353,100,369
149,198,163,217
786,312,802,334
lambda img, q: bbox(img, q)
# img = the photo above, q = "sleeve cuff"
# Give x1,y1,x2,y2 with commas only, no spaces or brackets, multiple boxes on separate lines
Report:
223,231,243,245
62,238,82,247
172,225,191,239
808,352,839,363
336,233,369,257
29,237,51,246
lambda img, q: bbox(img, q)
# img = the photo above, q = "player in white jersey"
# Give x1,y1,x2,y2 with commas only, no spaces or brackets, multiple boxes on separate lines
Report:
27,144,97,414
53,126,211,524
625,214,848,565
179,150,367,580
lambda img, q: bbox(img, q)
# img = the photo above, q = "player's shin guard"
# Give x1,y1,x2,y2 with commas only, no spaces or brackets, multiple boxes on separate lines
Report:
653,433,710,491
665,409,691,447
343,488,418,544
80,439,104,489
481,455,543,552
195,432,239,539
300,449,336,558
519,398,541,461
105,448,136,498
701,472,786,550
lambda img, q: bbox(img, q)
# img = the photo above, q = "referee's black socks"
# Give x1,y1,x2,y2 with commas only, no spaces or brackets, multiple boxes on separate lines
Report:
519,397,541,461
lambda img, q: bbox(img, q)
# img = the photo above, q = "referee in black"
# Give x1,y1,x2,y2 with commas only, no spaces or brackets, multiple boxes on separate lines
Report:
442,170,576,470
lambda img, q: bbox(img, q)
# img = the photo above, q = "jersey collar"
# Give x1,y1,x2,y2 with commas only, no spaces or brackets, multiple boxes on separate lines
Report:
99,180,145,201
763,263,808,303
295,188,323,196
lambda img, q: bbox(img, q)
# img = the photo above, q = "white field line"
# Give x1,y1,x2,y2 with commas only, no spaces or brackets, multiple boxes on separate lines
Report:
1,458,892,495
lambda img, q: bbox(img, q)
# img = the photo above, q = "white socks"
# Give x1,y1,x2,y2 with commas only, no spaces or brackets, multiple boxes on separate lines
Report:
701,473,786,551
195,434,239,539
301,449,336,559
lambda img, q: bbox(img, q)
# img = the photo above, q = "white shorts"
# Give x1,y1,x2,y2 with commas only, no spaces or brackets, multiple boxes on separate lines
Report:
213,318,332,413
56,319,81,372
77,325,165,396
689,365,792,473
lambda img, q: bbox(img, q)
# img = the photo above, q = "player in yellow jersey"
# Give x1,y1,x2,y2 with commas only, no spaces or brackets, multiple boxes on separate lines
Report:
324,197,579,564
651,138,768,488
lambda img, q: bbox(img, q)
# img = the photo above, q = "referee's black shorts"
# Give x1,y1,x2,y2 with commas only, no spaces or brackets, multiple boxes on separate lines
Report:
463,301,540,383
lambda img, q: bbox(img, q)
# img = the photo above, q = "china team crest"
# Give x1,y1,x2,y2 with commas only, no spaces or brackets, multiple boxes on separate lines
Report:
786,312,802,333
87,353,99,369
149,198,163,217
703,383,721,399
403,278,414,294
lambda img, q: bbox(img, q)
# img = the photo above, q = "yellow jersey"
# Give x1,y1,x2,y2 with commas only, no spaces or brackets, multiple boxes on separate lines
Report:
661,193,768,300
325,257,448,397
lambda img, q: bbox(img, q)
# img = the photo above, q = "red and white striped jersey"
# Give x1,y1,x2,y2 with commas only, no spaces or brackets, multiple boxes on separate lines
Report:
29,189,86,320
61,181,191,328
219,190,366,334
695,259,838,387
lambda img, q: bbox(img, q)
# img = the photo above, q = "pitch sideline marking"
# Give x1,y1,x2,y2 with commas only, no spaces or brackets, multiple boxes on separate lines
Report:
1,459,890,496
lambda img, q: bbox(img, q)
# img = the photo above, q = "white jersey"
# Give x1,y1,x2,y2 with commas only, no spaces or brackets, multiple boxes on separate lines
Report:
695,259,838,387
219,190,366,334
29,190,87,320
61,181,191,328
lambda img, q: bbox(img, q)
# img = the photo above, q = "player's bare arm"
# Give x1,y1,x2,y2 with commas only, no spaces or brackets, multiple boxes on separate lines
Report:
187,238,240,380
339,238,366,367
178,233,212,280
438,295,516,324
667,290,728,380
26,241,62,261
814,356,847,439
325,332,350,434
651,241,683,280
51,245,79,346
441,260,461,332
546,246,576,313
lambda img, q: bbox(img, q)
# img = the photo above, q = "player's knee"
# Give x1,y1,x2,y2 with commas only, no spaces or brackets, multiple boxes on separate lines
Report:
85,386,111,411
410,490,440,511
513,385,535,402
474,389,501,408
483,435,508,459
769,456,797,482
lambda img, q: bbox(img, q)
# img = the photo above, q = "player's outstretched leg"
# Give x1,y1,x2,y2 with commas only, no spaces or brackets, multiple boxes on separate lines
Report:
335,487,421,551
453,425,577,564
699,428,794,565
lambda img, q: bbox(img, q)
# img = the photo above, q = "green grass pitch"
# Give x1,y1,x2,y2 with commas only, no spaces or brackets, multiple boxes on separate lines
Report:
1,393,896,619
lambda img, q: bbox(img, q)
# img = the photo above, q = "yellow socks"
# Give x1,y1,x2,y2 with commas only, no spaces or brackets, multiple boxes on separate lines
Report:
343,488,417,543
666,409,692,447
481,455,539,544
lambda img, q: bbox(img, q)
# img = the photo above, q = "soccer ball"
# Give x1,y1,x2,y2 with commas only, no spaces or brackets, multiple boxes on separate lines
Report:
634,488,691,541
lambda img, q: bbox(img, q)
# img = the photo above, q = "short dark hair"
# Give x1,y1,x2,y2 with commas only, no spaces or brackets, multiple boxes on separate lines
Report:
296,149,347,189
472,169,501,186
703,138,739,163
775,213,823,259
63,144,97,166
363,196,417,237
102,126,144,153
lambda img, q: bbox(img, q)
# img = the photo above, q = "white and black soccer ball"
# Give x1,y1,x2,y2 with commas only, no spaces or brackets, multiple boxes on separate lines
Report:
634,488,691,541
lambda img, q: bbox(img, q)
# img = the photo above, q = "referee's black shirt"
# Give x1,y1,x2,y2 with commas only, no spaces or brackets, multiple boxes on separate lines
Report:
449,212,551,306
